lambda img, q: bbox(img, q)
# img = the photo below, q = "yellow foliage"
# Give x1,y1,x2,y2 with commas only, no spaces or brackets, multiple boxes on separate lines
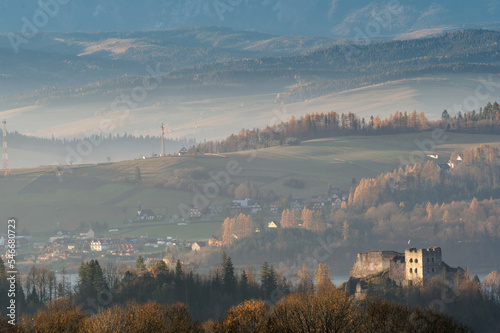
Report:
221,299,268,332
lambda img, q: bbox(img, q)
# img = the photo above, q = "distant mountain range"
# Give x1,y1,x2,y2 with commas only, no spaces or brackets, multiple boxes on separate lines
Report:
1,0,500,38
1,26,500,162
0,27,335,95
3,29,499,105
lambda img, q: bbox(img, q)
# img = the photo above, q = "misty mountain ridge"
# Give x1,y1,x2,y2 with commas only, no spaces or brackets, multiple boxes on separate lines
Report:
1,0,500,38
0,26,335,95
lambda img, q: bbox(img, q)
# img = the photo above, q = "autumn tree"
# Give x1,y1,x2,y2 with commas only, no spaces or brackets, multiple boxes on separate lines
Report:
280,209,300,228
23,299,84,333
219,300,268,332
268,285,358,332
315,263,333,292
296,264,314,294
221,214,254,245
342,221,350,241
301,208,314,230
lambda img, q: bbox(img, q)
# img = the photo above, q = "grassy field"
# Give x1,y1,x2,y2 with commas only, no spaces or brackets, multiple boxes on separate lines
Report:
1,131,500,237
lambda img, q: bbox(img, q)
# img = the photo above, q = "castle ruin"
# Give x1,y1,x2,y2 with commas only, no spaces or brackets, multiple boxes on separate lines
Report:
405,247,443,285
347,247,463,293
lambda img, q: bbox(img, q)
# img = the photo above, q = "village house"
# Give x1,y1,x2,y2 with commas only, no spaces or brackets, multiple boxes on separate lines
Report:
116,243,138,255
58,251,68,260
33,242,46,250
191,241,207,252
79,229,95,239
138,209,157,221
250,202,262,214
37,254,49,262
270,201,280,214
290,199,305,211
328,187,342,198
267,221,278,229
233,199,250,207
178,147,188,155
231,201,243,215
90,238,121,252
310,196,326,212
231,199,262,215
448,153,463,169
332,198,342,209
189,207,202,218
209,204,223,216
90,239,109,252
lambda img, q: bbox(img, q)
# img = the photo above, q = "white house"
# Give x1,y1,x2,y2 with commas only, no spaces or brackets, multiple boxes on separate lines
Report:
232,199,250,207
191,241,206,252
90,239,112,252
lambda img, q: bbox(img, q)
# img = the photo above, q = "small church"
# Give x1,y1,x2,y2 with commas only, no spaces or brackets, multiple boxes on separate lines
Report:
137,203,157,221
346,247,464,295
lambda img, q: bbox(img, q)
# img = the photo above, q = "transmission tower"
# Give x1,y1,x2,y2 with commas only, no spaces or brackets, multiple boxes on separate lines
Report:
2,119,8,170
160,122,165,157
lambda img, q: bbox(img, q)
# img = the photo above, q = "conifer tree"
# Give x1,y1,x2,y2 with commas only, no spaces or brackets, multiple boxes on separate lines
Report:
222,252,236,295
136,255,146,275
240,270,249,300
175,260,183,281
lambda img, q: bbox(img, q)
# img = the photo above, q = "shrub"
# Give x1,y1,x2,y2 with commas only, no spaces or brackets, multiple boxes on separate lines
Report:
285,137,301,146
283,177,305,189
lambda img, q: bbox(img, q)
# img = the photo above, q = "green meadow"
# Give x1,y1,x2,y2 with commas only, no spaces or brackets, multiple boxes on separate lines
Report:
2,132,499,239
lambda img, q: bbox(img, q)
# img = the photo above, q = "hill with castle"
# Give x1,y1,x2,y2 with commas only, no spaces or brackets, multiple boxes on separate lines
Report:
343,247,464,297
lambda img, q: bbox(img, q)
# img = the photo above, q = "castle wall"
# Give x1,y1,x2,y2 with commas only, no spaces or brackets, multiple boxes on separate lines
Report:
389,255,406,286
350,251,402,278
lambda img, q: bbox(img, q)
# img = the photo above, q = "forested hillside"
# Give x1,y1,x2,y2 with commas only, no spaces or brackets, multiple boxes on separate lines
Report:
5,29,499,107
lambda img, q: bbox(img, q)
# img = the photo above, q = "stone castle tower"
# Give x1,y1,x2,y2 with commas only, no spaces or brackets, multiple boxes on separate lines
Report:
346,246,461,295
405,247,442,285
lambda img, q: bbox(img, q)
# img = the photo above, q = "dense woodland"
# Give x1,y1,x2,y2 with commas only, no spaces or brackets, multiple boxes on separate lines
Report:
1,253,499,332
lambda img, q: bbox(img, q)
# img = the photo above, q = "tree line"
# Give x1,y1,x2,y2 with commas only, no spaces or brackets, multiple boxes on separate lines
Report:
0,129,195,164
1,255,489,332
190,100,500,154
349,144,499,210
